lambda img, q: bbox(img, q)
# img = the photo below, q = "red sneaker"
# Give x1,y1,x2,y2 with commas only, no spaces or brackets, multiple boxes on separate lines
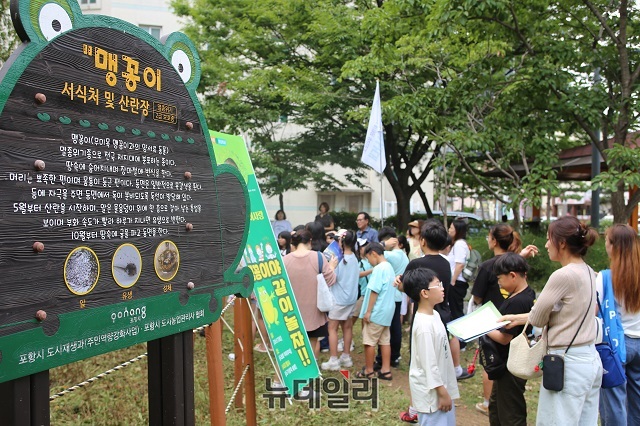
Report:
399,411,418,424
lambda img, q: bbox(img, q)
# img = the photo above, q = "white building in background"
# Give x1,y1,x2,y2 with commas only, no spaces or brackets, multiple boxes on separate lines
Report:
78,0,183,37
244,122,434,227
76,1,435,227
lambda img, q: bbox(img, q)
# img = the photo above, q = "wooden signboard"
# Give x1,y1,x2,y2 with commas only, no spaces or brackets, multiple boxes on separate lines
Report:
0,0,251,383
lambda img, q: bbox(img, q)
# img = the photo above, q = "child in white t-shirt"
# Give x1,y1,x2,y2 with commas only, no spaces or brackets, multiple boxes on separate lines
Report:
403,267,459,426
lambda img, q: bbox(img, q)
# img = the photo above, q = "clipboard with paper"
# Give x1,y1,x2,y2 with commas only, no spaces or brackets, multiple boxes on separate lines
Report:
446,301,511,342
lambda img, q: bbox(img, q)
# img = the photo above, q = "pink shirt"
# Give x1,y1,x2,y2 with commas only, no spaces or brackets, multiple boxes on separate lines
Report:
284,250,336,331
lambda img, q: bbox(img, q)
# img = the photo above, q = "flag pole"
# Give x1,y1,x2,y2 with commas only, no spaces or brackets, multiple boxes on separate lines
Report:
378,79,384,226
360,79,386,225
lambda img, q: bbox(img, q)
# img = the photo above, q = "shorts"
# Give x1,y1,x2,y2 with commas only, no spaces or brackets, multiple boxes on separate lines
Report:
351,297,364,317
307,322,328,339
362,322,390,346
329,304,356,321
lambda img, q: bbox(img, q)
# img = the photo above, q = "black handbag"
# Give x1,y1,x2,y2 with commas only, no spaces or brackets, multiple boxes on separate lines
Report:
542,265,594,392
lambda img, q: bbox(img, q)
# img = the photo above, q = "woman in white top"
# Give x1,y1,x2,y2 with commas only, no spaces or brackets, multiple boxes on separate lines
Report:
447,218,470,321
597,224,640,426
271,209,292,237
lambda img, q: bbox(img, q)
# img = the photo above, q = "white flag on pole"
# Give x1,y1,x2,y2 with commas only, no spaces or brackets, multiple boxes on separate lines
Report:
361,81,386,174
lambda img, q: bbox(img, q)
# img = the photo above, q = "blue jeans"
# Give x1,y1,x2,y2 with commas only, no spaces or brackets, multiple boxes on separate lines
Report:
600,336,640,426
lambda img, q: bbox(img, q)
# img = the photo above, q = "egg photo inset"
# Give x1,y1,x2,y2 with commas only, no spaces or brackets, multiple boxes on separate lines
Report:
64,247,100,295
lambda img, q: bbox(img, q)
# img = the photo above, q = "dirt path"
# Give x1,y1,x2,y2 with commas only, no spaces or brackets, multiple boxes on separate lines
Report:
348,345,488,425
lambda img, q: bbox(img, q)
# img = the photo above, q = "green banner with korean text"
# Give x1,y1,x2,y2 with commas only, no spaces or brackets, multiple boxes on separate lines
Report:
209,131,319,393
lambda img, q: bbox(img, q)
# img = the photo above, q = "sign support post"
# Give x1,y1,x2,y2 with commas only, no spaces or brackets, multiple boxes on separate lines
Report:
239,298,257,425
206,320,226,426
148,331,195,426
0,370,50,426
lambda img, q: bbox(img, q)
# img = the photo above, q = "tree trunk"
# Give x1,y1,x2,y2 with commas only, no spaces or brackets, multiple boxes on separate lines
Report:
416,186,433,217
279,193,284,212
512,207,521,230
611,188,627,223
393,188,411,234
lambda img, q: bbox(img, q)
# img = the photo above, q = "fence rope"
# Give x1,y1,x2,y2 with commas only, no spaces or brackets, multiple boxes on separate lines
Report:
50,295,252,402
49,353,148,401
225,364,250,414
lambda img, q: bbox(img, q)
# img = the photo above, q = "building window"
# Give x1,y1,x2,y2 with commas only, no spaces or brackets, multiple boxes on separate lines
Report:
140,25,162,40
79,0,100,9
346,194,364,213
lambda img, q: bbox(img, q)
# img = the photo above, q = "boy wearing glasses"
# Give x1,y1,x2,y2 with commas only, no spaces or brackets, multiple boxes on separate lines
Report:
403,267,459,426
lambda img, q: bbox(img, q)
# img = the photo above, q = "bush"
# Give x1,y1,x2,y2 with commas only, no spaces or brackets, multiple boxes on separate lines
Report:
330,211,382,231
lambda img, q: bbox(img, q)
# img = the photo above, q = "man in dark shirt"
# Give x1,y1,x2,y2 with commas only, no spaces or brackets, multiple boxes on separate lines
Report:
356,212,379,243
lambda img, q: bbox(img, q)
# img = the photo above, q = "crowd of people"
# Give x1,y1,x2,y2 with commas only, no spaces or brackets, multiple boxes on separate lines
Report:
263,205,640,426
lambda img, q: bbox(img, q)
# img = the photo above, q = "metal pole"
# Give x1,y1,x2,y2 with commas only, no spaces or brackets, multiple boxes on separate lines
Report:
591,67,601,229
380,172,384,226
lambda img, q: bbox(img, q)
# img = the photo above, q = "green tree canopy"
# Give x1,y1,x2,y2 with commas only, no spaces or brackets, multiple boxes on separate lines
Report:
430,0,640,223
173,0,447,230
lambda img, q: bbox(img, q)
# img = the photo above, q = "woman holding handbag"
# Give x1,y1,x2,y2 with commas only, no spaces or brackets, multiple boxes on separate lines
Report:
598,224,640,426
284,230,337,358
499,215,602,425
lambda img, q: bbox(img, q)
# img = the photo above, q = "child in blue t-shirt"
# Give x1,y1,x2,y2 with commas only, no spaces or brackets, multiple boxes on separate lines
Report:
357,242,396,380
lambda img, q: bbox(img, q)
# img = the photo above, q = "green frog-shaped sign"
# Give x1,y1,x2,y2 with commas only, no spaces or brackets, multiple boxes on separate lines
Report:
0,0,251,383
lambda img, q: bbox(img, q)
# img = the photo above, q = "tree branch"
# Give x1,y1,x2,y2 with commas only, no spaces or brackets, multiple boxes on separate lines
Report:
448,143,510,204
581,0,620,47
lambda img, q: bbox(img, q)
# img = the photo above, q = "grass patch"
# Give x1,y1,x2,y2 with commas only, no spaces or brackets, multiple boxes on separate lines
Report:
50,309,543,425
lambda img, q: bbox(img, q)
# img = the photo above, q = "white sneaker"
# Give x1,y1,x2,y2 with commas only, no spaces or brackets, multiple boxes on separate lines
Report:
337,338,355,352
321,356,341,371
339,354,353,368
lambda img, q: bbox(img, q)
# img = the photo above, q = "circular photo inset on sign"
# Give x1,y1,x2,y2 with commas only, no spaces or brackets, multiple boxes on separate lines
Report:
112,243,142,288
154,240,180,282
64,247,100,295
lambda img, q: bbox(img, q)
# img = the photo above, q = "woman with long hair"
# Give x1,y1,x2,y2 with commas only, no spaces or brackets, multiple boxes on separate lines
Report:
447,218,470,321
306,221,328,252
598,224,640,425
500,216,602,425
472,223,538,308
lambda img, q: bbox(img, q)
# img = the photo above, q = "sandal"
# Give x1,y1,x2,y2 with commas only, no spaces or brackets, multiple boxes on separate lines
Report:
355,367,377,379
378,371,393,381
